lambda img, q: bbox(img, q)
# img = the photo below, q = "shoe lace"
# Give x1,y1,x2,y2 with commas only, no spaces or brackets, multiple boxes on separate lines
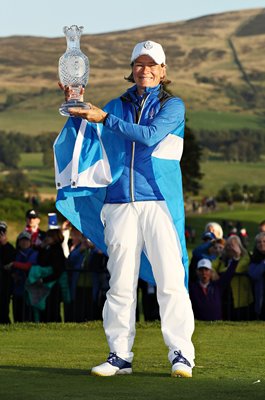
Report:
107,352,131,369
173,350,191,367
107,352,119,365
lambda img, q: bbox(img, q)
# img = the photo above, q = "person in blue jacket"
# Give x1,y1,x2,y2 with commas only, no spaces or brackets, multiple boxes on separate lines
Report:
58,40,195,377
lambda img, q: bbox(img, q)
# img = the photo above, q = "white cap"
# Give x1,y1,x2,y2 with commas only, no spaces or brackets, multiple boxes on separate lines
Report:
197,258,212,270
131,40,166,65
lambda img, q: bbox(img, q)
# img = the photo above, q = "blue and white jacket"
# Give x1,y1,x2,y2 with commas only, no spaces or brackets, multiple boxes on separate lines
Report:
54,84,189,288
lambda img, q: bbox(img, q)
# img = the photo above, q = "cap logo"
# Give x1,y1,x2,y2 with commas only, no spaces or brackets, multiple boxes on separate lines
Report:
144,41,153,50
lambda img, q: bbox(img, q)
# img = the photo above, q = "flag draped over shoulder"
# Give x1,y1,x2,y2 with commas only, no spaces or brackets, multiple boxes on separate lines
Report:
54,100,125,258
53,99,189,288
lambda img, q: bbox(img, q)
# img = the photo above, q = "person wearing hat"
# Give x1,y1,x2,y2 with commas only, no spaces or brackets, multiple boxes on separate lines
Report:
57,40,194,377
0,221,16,324
25,209,46,249
189,256,239,321
4,231,38,322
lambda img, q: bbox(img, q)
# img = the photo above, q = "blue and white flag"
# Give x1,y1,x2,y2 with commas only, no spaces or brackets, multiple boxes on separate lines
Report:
54,100,189,288
53,101,126,268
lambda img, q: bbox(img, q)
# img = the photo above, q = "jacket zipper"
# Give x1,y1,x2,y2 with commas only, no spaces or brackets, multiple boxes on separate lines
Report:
130,93,149,202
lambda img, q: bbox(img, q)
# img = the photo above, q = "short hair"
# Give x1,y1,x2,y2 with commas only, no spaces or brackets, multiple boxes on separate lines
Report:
255,231,265,243
205,222,223,239
45,228,64,244
259,220,265,231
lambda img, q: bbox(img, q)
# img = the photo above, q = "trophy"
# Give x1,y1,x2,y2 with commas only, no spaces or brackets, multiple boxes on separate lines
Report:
58,25,90,116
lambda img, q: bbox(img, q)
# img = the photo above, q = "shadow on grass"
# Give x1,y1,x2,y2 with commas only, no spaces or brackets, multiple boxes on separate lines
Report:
0,364,87,376
0,364,169,378
0,364,264,400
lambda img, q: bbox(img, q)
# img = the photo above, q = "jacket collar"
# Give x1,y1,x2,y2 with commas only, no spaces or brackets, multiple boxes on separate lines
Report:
121,84,161,104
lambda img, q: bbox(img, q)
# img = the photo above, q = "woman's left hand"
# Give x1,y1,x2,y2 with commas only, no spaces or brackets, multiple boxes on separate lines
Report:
68,104,108,123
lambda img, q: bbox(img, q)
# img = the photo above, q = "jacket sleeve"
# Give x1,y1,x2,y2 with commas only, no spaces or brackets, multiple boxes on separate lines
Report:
104,97,185,147
218,258,238,288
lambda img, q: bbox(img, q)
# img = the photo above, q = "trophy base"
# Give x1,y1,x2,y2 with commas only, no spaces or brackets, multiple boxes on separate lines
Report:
59,100,90,117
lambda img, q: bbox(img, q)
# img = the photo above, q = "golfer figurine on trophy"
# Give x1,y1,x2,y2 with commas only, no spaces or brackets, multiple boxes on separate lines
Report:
58,25,90,116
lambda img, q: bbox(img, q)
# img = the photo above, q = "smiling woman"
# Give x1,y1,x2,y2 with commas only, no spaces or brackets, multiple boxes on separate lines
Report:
132,56,166,94
55,39,195,378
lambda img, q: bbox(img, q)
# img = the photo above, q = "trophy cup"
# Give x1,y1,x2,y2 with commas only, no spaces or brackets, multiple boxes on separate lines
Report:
58,25,90,116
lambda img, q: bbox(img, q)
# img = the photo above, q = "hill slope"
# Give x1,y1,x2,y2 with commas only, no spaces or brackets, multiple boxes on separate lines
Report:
0,7,265,134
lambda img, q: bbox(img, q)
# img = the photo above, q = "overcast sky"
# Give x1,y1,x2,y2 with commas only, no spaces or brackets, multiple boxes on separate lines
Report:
2,0,264,37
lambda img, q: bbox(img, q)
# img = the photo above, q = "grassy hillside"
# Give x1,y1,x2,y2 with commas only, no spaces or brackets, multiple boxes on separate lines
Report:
17,152,265,196
187,110,264,131
200,159,265,196
0,8,265,135
0,153,263,246
0,108,263,137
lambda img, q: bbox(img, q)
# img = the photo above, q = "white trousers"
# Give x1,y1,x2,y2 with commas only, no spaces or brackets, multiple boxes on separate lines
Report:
101,201,195,366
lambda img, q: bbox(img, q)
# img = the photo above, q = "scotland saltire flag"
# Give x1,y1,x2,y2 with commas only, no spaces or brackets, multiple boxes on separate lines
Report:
53,100,125,265
53,100,189,288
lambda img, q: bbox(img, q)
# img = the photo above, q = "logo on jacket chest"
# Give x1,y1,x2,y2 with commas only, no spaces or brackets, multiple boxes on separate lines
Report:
148,107,155,120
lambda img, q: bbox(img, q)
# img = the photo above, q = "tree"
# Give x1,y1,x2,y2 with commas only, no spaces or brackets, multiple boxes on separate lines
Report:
3,171,31,199
181,125,203,194
43,149,54,168
163,85,203,195
0,133,20,168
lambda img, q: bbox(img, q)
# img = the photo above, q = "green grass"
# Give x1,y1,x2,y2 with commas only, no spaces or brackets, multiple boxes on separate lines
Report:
0,321,264,400
16,153,265,199
18,152,56,193
200,160,265,196
187,110,265,131
1,107,264,136
19,152,44,168
0,109,63,135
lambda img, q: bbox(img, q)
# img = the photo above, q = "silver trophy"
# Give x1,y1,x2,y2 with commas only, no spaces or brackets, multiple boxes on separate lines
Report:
58,25,90,116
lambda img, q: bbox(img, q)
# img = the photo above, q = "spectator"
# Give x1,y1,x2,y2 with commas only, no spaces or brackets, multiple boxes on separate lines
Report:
89,247,110,320
204,222,223,239
215,235,253,320
137,278,160,321
185,225,196,244
4,231,38,322
25,209,46,249
189,257,238,321
61,219,71,258
238,228,249,249
258,220,265,233
189,235,225,283
248,232,265,319
65,227,94,322
0,222,16,324
35,229,67,322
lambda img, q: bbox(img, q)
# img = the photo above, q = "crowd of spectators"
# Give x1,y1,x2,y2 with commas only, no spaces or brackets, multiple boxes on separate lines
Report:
0,210,265,323
188,220,265,321
0,209,109,323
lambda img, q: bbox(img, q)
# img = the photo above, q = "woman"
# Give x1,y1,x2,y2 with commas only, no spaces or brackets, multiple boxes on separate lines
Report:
37,229,66,322
56,40,195,377
215,235,253,320
5,231,38,322
248,232,265,319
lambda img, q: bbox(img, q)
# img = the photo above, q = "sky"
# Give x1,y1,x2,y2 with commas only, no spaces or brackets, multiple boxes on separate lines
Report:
2,0,265,37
